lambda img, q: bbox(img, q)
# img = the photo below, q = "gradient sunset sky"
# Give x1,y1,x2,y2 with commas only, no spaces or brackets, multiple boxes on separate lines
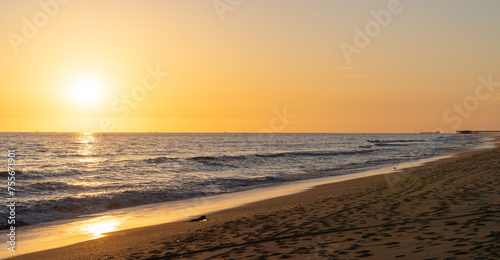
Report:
1,0,499,133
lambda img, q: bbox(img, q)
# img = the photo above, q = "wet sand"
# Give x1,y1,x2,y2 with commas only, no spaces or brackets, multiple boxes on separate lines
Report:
13,138,500,259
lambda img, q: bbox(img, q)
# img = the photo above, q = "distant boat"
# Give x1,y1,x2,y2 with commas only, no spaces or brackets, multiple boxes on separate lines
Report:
420,131,441,134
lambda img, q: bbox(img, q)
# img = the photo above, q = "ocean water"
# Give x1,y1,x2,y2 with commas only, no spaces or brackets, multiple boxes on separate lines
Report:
0,132,487,228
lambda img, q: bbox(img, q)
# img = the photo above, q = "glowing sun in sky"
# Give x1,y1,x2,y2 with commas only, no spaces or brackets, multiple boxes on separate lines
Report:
70,76,104,105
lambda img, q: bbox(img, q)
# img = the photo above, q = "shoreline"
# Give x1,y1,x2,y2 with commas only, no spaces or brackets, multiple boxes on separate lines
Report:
9,136,500,259
1,136,492,256
3,133,483,232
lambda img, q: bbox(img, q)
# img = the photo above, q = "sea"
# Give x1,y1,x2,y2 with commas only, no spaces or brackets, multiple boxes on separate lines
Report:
0,132,491,229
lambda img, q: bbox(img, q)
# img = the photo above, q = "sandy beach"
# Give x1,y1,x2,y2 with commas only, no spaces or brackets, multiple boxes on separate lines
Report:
3,0,500,258
13,138,500,259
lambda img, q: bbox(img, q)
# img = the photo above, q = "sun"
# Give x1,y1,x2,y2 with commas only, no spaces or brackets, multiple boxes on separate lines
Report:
71,76,104,105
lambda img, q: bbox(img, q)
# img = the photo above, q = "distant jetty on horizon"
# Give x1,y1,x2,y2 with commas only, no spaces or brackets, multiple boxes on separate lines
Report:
456,130,500,134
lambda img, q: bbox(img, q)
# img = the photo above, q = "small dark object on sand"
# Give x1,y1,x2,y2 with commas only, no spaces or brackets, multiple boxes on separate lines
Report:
188,215,207,222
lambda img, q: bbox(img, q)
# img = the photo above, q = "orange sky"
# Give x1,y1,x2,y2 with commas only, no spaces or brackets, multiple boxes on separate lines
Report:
1,0,499,133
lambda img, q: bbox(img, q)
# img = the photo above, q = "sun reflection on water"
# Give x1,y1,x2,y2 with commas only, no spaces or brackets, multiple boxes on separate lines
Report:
81,217,120,239
76,132,98,162
78,158,97,163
